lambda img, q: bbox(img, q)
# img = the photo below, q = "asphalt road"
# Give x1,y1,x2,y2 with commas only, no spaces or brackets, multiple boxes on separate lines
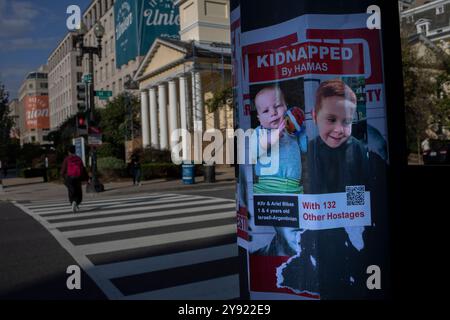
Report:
0,184,237,300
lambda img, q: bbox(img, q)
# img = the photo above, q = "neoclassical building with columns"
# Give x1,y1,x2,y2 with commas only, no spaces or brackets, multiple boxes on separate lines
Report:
134,0,233,152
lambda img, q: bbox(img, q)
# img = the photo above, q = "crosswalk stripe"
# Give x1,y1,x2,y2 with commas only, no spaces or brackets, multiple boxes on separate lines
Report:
77,224,236,255
86,233,237,266
48,203,235,228
36,195,193,215
120,274,239,300
14,192,239,300
25,193,169,209
62,211,234,238
90,244,237,279
29,194,186,212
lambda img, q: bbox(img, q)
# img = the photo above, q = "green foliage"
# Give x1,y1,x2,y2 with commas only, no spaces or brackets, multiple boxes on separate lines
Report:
47,168,61,181
17,143,45,167
99,92,140,160
139,146,172,163
141,163,181,180
205,85,233,113
46,114,77,163
0,82,14,161
96,143,116,158
97,157,126,170
401,35,438,153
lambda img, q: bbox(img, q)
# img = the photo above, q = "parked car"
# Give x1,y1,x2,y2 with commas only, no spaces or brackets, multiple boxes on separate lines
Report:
423,139,450,165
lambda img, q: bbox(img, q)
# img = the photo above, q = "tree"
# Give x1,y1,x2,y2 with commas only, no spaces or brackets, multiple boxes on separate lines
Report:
99,92,140,160
401,35,438,155
0,82,14,162
205,85,233,113
47,114,78,163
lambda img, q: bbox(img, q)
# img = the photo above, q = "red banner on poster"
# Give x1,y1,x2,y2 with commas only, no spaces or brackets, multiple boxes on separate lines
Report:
24,96,49,129
248,42,364,82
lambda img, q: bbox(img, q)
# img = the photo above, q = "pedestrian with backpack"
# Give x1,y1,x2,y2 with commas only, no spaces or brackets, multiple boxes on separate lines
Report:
60,145,88,213
130,153,142,186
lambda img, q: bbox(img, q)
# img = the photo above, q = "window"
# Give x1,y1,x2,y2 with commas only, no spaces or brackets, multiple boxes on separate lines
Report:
436,6,444,15
40,83,48,89
76,55,82,67
417,23,428,34
29,83,33,89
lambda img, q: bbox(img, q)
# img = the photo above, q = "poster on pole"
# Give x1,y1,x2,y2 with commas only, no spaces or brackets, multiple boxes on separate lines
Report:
233,0,392,300
73,137,86,166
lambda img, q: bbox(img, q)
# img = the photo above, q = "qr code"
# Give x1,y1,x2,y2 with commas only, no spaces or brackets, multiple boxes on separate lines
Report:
346,185,365,206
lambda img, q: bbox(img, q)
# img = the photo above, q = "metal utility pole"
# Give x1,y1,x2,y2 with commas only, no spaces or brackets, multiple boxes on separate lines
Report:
74,21,105,193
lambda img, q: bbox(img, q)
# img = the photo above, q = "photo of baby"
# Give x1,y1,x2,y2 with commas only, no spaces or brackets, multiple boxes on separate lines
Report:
248,79,307,257
251,83,307,194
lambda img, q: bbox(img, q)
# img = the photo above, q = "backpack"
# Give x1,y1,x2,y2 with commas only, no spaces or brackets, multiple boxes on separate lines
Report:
67,156,82,177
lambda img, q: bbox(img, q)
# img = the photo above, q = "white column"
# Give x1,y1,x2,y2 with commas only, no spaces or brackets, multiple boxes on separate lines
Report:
140,90,150,148
158,83,169,150
168,79,178,149
179,76,188,132
149,87,159,149
191,71,204,132
191,71,203,163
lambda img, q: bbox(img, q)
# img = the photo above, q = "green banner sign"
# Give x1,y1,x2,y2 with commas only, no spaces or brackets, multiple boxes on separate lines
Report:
138,0,180,56
114,0,180,68
115,0,140,68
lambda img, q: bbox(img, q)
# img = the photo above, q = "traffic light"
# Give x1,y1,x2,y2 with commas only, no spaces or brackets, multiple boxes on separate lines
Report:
76,112,87,132
76,82,87,112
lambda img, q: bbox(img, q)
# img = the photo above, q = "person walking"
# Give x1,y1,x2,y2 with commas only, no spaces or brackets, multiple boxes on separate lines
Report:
131,154,142,186
60,145,87,213
2,160,8,178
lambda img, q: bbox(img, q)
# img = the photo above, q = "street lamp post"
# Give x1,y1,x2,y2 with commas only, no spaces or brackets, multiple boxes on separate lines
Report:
74,22,105,193
123,76,139,161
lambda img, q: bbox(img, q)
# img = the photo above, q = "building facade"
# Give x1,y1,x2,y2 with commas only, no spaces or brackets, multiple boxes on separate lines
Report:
135,0,233,153
400,0,450,43
47,33,83,130
47,0,145,131
8,99,21,141
18,65,50,145
81,0,143,109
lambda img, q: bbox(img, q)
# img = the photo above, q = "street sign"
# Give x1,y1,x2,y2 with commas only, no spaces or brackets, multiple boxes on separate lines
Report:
72,137,86,166
88,134,103,146
88,126,102,134
83,74,92,83
95,90,113,100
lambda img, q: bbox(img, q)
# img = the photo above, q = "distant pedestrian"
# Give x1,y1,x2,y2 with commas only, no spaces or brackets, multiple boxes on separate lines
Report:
131,154,142,186
60,145,88,213
43,156,49,183
2,160,8,178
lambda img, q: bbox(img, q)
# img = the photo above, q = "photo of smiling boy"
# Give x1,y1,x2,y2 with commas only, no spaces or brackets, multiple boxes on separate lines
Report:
308,79,369,194
289,78,371,299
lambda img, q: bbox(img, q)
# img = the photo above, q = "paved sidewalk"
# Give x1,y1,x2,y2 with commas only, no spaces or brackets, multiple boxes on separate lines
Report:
0,165,236,202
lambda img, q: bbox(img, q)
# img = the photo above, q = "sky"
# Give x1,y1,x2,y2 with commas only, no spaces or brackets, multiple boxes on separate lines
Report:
0,0,92,100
